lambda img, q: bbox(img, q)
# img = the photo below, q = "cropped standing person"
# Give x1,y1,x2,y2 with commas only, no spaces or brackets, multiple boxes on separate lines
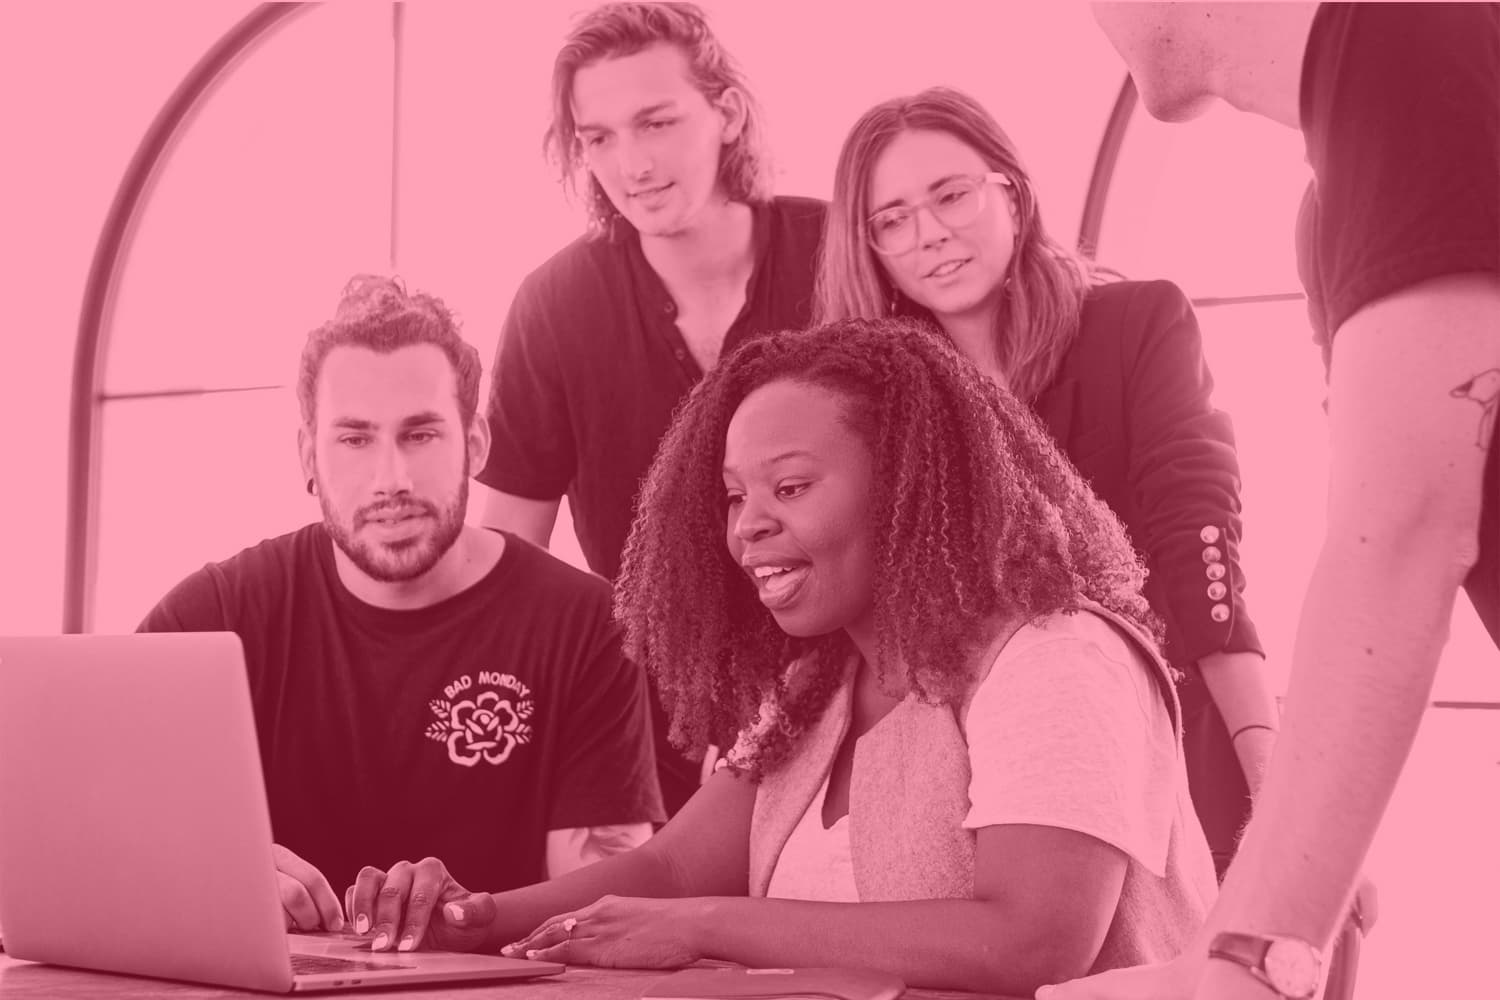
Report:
1048,4,1499,998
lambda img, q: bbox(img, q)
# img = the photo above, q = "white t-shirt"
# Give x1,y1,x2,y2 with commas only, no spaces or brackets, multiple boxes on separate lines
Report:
961,611,1178,876
766,610,1185,896
765,770,860,902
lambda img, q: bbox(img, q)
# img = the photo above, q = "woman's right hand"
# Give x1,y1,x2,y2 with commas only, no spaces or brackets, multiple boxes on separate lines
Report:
346,857,498,953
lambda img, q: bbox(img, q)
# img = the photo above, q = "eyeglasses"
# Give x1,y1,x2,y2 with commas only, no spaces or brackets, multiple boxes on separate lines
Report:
866,172,1012,256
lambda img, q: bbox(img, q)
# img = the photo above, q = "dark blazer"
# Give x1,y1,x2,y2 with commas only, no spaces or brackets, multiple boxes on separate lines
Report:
1034,279,1261,662
1032,279,1264,875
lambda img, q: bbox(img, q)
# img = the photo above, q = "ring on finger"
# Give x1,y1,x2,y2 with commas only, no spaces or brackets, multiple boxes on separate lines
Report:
562,917,578,937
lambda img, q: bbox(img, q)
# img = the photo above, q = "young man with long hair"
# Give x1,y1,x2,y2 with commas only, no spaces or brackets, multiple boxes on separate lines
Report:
476,3,825,815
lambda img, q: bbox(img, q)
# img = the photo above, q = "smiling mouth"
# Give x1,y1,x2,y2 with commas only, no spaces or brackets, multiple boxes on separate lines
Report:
926,258,970,278
747,564,811,610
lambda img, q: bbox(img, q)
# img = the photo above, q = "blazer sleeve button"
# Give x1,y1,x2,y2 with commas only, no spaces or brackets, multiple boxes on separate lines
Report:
1202,545,1223,564
1207,581,1228,601
1200,525,1222,544
1210,603,1231,623
1206,562,1227,581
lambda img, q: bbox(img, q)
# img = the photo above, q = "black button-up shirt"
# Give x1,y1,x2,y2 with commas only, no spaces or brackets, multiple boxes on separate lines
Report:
479,197,827,815
480,196,827,582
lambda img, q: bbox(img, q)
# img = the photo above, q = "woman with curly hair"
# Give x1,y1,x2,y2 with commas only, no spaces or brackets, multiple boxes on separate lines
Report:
344,318,1217,996
817,86,1280,876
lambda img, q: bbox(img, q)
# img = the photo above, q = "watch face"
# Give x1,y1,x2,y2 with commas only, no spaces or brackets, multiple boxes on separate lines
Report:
1264,938,1321,999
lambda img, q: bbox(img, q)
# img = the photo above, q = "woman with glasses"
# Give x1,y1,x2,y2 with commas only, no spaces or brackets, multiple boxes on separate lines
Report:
816,87,1278,879
341,317,1217,994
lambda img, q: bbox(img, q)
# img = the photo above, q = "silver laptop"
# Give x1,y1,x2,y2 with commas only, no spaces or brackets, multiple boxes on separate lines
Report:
0,632,565,992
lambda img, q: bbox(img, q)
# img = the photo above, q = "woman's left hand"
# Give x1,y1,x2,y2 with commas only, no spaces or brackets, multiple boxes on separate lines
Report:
499,895,704,969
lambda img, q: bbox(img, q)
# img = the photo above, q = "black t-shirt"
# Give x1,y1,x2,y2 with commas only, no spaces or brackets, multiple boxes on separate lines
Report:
1296,2,1500,644
138,527,665,894
479,196,827,583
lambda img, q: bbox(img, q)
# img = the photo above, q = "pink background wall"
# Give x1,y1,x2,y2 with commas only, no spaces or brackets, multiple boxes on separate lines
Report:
2,2,1495,994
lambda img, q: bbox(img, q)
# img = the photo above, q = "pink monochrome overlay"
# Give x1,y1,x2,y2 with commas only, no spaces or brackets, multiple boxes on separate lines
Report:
2,3,1496,999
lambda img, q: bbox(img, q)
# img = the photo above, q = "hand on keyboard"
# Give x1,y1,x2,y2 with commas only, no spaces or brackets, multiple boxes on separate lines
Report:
275,843,345,932
346,856,495,954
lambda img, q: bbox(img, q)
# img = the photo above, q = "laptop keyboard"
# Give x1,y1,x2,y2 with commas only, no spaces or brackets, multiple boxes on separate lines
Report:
291,952,415,975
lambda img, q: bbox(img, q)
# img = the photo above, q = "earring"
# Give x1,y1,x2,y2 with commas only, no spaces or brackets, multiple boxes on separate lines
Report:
306,477,317,497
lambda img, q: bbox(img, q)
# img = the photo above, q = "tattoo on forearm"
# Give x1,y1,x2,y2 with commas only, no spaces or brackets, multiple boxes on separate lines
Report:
1450,369,1500,450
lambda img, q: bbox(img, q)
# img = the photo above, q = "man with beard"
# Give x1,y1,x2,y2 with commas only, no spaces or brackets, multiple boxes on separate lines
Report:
138,276,664,944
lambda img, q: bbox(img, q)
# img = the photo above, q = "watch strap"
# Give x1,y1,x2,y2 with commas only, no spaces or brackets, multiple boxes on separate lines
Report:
1209,932,1321,1000
1208,932,1278,995
1209,931,1271,967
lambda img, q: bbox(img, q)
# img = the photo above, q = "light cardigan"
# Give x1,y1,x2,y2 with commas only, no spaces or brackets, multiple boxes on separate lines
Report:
741,603,1216,973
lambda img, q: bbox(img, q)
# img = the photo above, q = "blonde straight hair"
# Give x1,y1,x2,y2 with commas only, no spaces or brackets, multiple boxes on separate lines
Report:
815,87,1098,403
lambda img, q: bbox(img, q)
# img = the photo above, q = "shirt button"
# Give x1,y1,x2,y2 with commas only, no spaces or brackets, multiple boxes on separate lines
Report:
663,302,677,316
1202,545,1223,564
1206,562,1226,581
673,348,686,361
1207,581,1228,601
1210,603,1231,623
1200,525,1221,544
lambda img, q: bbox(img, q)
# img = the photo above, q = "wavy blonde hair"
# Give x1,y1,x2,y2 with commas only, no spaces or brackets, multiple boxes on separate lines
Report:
543,2,773,238
815,87,1098,403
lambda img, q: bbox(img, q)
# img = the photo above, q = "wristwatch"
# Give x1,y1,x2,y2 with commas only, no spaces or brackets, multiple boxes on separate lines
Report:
1207,932,1322,999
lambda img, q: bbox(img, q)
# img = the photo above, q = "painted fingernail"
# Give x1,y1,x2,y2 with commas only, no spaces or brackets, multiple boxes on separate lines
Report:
398,936,415,952
445,903,465,923
355,915,370,935
372,933,389,951
525,950,539,960
500,944,515,955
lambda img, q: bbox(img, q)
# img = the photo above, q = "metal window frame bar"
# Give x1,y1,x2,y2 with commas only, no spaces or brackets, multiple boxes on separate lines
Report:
63,3,309,633
1077,73,1137,260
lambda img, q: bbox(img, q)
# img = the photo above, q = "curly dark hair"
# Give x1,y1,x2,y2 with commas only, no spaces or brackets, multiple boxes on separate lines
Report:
297,274,480,431
614,317,1160,776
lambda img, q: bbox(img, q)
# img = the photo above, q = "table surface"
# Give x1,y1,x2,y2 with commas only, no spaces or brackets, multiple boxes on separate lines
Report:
0,954,1026,1000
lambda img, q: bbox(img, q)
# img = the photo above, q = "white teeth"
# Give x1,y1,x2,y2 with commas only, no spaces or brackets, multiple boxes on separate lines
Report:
763,569,802,598
931,260,967,277
752,566,788,579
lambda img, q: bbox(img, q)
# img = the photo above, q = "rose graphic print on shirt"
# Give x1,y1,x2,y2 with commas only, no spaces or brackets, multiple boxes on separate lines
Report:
426,670,534,767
